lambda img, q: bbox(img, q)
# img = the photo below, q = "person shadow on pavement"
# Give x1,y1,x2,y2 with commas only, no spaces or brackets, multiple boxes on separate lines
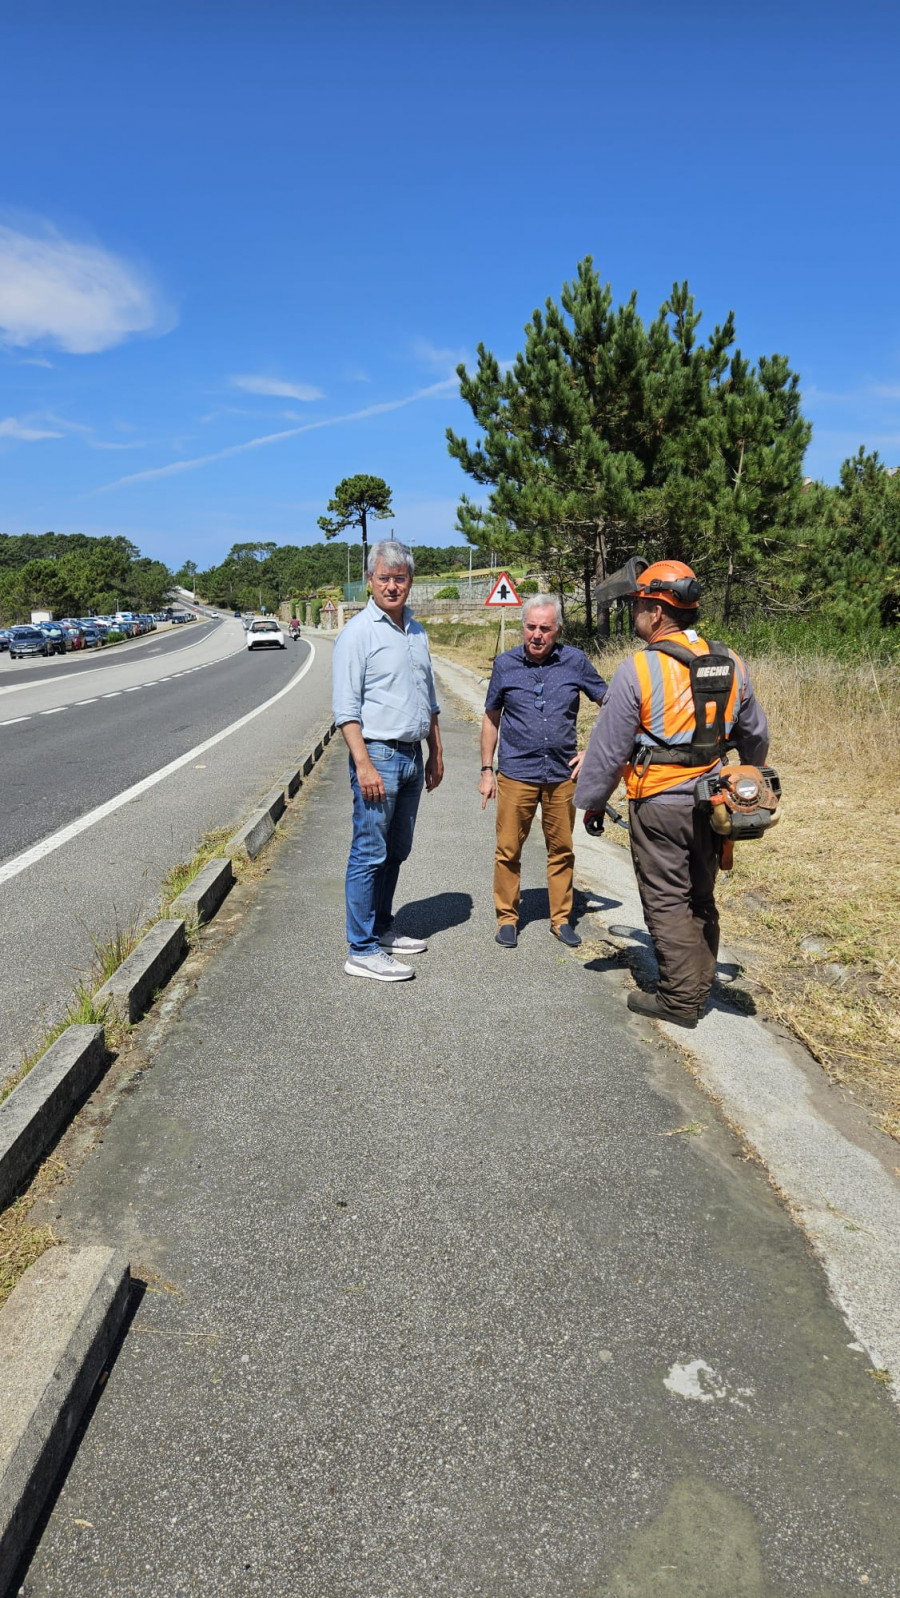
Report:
518,885,620,937
391,891,474,940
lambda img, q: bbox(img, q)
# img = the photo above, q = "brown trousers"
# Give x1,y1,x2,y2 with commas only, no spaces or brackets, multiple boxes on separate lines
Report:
628,796,720,1017
494,774,576,930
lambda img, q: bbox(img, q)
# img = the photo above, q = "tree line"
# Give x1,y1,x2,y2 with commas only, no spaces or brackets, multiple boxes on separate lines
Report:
0,532,173,621
188,539,490,613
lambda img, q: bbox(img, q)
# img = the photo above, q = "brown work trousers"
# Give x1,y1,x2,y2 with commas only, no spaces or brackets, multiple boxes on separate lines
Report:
629,795,720,1018
494,774,576,930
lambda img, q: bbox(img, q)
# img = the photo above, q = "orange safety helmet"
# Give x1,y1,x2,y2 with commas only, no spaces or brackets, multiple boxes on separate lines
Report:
628,559,701,609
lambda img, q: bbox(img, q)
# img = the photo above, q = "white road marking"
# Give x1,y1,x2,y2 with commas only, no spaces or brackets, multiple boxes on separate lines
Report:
1,639,245,723
0,644,317,886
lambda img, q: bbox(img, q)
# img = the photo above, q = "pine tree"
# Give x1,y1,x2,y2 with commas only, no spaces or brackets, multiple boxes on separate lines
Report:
447,259,811,633
317,475,393,577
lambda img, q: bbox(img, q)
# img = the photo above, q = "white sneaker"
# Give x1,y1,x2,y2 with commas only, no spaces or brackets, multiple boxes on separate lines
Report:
378,933,428,954
344,950,415,982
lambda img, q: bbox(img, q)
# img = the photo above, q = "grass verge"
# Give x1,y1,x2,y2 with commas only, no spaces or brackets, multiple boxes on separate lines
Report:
0,1155,67,1312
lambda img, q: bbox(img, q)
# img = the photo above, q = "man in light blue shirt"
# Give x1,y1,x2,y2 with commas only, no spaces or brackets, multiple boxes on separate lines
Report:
332,539,443,981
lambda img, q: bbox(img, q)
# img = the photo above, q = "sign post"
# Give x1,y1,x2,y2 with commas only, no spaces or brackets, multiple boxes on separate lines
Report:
484,570,522,653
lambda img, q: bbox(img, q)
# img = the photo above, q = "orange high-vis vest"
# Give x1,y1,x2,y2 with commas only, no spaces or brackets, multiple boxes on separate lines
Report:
625,632,747,801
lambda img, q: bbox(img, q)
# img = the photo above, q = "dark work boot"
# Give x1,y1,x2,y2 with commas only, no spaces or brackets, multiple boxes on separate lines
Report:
626,990,698,1030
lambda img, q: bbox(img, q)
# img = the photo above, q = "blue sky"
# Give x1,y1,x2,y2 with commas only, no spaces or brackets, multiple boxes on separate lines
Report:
1,0,899,570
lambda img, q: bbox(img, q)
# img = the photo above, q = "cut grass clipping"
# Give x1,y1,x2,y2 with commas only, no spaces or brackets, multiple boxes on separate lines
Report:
425,620,900,1138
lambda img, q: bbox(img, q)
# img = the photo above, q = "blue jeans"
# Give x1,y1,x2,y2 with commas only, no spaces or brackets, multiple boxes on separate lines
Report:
346,742,424,954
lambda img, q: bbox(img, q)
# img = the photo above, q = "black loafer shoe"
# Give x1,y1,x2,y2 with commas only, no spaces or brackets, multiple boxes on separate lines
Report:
495,924,518,948
552,923,582,948
626,990,697,1029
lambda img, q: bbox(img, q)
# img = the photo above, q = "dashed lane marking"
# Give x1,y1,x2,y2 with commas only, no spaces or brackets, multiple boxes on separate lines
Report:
1,646,260,726
0,644,317,886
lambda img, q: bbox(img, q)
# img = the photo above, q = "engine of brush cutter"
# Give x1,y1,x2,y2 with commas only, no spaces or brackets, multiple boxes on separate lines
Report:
694,764,782,841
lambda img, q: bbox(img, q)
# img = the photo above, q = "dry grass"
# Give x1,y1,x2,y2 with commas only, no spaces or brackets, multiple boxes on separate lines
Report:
425,619,900,1134
161,824,235,909
0,1156,67,1311
714,653,900,1137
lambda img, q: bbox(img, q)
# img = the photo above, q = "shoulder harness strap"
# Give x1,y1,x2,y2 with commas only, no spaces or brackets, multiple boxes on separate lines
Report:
637,639,736,764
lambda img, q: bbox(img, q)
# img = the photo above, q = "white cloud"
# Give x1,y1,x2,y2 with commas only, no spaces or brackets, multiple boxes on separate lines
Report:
96,377,459,493
413,337,471,375
43,412,149,450
0,222,173,354
231,374,324,402
0,415,62,441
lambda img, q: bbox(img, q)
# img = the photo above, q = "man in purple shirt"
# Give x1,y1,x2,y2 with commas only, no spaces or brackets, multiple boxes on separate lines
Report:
479,595,608,948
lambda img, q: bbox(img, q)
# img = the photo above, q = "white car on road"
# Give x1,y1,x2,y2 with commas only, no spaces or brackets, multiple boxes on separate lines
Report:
246,618,286,651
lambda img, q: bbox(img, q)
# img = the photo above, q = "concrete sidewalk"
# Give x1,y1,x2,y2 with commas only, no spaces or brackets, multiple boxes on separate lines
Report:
20,691,900,1596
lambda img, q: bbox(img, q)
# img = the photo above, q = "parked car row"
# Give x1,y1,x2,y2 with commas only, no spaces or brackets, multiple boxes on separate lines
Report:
0,611,168,658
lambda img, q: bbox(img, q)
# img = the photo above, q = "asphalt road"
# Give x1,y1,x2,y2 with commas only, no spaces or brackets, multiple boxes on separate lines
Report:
20,694,900,1597
1,634,308,860
0,623,334,1077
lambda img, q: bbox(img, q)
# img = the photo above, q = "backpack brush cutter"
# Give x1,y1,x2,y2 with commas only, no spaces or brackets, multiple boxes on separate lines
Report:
694,764,782,870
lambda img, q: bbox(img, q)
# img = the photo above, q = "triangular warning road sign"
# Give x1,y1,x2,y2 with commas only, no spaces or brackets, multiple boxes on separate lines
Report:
484,571,521,606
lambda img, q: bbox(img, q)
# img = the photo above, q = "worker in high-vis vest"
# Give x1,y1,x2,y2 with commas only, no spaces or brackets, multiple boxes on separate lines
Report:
574,560,769,1029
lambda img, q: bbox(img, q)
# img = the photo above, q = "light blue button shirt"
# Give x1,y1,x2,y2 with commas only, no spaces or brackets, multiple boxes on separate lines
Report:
332,598,440,742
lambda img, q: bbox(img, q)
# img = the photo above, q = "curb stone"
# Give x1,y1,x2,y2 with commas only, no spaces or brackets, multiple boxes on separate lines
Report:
227,724,335,859
0,1028,107,1211
169,858,234,925
94,920,187,1025
259,785,287,824
225,808,275,861
0,1245,130,1596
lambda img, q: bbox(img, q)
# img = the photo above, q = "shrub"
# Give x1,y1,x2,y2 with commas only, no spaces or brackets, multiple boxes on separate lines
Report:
433,584,460,600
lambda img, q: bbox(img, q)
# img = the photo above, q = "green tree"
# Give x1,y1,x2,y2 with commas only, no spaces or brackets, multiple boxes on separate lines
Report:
447,259,810,633
796,450,900,631
317,474,393,577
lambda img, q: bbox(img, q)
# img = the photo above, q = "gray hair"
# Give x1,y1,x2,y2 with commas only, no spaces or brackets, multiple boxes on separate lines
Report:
366,539,415,578
522,592,563,629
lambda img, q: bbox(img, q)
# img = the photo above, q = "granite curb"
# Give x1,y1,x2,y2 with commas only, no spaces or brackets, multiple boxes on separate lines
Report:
0,1028,107,1211
94,919,187,1026
169,857,234,925
0,1245,130,1598
225,719,335,860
